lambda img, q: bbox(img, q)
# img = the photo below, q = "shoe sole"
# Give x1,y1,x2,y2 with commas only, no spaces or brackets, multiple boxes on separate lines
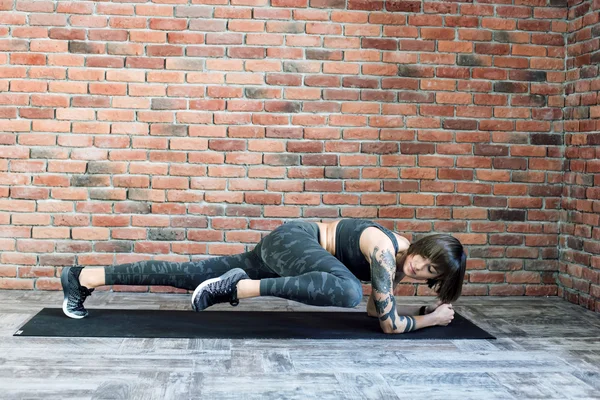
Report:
61,267,86,319
191,268,247,312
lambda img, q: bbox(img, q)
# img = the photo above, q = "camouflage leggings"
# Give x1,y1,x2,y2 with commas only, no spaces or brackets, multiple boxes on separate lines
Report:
105,221,363,308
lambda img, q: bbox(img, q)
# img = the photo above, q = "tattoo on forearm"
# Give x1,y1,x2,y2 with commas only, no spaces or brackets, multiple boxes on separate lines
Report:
374,297,389,314
371,245,414,333
400,316,416,332
378,295,398,330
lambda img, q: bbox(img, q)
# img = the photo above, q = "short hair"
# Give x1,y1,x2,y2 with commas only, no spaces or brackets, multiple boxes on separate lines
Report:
396,234,467,303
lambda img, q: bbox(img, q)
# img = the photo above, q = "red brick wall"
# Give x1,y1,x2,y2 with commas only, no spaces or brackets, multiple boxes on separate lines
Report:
560,0,600,312
0,0,570,298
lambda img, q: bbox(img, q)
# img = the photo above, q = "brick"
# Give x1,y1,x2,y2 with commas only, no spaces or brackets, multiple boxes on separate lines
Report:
126,57,164,69
48,28,85,41
70,15,107,28
89,83,127,96
31,39,69,53
30,14,67,26
399,194,434,206
11,53,46,65
147,45,183,57
150,18,188,31
310,0,345,9
443,119,478,130
494,82,528,93
69,40,105,54
129,31,165,43
88,56,125,69
470,272,506,283
108,43,144,56
386,0,420,12
510,70,547,82
168,32,204,44
0,108,17,119
0,39,28,51
135,4,170,17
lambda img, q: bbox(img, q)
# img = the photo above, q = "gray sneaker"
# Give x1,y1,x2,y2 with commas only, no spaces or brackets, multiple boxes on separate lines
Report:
61,266,94,319
191,268,249,311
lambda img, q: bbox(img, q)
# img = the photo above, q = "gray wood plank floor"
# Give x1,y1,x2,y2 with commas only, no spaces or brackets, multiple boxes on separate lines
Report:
1,291,599,400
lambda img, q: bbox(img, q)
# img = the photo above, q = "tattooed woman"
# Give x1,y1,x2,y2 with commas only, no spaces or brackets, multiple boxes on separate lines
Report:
61,219,466,334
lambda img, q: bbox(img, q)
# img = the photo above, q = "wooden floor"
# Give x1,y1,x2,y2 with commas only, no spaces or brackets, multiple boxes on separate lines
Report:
1,291,599,400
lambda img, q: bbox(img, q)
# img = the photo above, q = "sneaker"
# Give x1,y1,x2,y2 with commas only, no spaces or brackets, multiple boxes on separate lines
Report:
191,268,249,312
61,266,94,319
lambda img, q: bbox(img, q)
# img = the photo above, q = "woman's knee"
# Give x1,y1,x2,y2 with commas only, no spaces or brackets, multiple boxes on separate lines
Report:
339,278,363,308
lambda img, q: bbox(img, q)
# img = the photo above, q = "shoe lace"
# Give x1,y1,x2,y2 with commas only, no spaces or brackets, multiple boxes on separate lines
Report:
70,284,94,311
208,278,239,306
80,286,94,298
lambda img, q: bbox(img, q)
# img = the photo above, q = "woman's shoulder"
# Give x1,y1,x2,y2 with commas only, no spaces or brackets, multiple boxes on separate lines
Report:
360,226,407,252
361,225,410,251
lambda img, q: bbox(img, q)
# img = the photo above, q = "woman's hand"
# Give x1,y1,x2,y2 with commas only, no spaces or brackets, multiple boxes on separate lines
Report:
425,300,443,314
432,303,454,326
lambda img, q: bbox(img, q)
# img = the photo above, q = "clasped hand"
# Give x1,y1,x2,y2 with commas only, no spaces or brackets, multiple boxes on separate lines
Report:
367,298,455,326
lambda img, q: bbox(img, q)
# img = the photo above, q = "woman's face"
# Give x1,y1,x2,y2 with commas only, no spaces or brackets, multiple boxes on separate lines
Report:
403,254,439,280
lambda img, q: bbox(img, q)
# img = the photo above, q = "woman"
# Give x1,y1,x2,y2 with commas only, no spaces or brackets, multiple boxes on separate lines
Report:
61,219,466,334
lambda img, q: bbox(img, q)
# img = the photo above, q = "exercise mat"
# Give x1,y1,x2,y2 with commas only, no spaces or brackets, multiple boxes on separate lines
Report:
15,308,495,340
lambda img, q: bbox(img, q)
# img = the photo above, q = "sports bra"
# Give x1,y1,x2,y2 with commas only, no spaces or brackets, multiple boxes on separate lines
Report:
334,219,400,281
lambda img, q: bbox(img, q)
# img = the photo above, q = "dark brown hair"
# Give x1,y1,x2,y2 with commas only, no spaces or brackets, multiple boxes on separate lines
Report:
395,234,467,303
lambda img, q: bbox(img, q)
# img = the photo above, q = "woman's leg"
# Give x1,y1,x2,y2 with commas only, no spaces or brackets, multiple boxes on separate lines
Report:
249,221,364,308
62,251,278,318
79,251,275,290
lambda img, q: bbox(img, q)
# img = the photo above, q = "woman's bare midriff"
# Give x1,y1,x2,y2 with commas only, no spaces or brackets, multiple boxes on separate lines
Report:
314,220,410,257
314,220,340,256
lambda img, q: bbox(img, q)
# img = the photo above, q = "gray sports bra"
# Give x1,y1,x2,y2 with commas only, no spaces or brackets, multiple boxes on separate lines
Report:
334,219,400,281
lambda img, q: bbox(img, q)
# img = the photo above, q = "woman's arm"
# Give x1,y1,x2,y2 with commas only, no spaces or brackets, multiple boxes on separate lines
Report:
367,264,412,317
367,296,443,317
369,245,439,334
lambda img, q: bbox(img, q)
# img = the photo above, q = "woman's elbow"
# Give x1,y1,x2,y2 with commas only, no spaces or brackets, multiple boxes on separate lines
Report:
379,321,397,334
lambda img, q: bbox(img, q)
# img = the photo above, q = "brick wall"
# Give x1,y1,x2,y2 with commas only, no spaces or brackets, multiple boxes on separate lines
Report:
560,0,600,312
0,0,574,299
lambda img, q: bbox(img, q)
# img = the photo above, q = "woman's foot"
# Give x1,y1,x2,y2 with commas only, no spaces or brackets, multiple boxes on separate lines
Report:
191,268,250,311
60,266,95,319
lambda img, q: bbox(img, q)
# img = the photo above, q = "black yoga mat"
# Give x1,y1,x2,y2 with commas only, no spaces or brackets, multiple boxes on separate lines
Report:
15,308,495,340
